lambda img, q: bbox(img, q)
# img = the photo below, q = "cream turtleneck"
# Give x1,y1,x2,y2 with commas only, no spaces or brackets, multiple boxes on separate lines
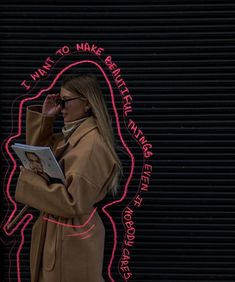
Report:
62,116,89,141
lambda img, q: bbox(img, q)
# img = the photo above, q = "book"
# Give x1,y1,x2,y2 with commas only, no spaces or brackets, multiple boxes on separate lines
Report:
11,143,65,185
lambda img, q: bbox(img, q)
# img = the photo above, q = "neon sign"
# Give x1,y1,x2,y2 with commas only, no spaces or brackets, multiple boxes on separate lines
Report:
2,41,153,281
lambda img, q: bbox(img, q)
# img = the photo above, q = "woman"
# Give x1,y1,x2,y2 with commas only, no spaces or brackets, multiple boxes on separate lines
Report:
15,73,122,282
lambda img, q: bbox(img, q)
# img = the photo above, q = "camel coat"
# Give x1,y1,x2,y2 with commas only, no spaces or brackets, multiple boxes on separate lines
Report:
15,105,116,282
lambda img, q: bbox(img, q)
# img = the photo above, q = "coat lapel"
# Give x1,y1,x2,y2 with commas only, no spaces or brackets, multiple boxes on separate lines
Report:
54,116,97,159
67,115,98,147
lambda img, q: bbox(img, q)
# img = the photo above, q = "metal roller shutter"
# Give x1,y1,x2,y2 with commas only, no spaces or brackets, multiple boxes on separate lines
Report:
1,1,235,281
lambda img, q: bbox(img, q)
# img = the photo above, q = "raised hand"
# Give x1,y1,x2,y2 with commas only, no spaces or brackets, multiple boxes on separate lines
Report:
42,93,61,117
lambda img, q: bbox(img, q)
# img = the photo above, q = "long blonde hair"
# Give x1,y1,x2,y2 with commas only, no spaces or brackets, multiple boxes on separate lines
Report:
61,73,123,196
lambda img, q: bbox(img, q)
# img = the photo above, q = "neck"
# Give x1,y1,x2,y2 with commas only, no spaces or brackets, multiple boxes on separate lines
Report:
64,116,88,126
62,116,89,140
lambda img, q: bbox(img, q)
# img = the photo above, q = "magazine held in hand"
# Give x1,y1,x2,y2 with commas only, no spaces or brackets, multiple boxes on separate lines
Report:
12,143,65,185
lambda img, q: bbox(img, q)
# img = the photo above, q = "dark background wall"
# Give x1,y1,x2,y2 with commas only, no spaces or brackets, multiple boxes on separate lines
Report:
1,1,235,281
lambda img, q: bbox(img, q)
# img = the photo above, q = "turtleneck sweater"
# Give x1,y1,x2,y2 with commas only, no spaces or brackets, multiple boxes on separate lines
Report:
62,116,89,142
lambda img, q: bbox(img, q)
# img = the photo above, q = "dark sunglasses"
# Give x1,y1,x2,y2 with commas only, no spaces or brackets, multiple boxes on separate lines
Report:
56,97,82,109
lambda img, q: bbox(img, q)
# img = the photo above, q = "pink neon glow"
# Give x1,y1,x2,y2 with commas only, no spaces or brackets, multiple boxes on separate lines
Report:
8,240,16,282
65,224,95,237
43,207,97,228
118,130,152,279
81,234,92,240
0,53,67,230
3,59,135,282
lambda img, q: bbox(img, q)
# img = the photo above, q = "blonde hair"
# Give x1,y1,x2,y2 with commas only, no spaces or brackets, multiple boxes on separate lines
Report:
62,73,123,196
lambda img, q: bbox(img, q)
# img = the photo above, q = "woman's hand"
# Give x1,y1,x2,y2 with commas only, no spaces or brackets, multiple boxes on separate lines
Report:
20,165,26,172
20,166,30,174
19,166,49,184
42,94,61,117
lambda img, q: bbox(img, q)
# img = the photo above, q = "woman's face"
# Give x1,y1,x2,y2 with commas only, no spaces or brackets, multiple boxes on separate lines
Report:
60,87,90,122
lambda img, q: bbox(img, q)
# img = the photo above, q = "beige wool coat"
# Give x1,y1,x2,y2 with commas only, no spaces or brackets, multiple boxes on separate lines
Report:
15,105,117,282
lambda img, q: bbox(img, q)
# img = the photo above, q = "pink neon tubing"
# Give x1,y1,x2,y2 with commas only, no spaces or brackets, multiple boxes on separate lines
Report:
3,60,135,282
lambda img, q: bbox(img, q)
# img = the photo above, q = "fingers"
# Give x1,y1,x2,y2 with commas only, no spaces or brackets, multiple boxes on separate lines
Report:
45,93,60,101
42,93,61,116
56,105,62,115
54,93,61,103
45,94,55,101
20,166,26,172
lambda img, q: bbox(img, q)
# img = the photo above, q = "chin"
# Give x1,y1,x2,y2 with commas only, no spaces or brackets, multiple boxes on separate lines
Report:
63,116,69,122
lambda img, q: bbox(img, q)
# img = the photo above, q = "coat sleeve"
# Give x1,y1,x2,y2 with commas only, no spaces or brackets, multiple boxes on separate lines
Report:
14,167,110,217
15,108,117,217
25,105,56,147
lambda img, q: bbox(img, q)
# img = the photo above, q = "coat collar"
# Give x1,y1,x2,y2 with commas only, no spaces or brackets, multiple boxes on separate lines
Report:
54,115,97,159
68,115,98,147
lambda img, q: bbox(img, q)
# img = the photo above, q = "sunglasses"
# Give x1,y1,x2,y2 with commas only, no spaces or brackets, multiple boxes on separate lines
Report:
56,97,82,109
